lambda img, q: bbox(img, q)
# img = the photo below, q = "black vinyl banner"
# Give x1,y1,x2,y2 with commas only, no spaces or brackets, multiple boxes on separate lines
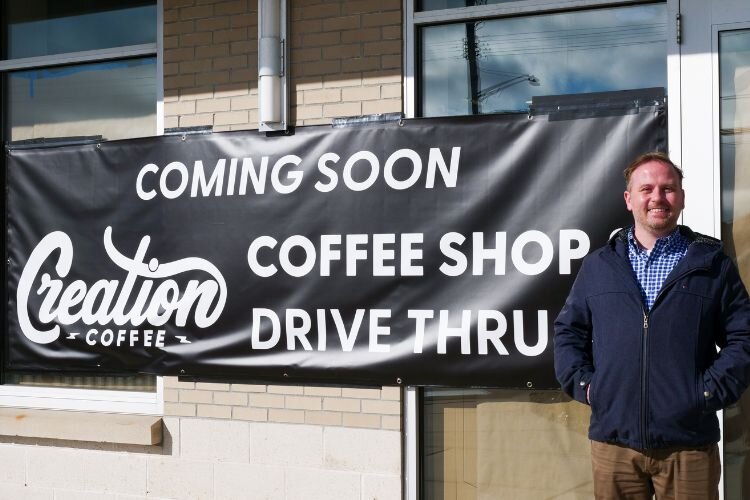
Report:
6,109,665,388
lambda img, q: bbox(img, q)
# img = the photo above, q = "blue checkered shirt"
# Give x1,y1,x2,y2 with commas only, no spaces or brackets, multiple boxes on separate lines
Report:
627,228,690,310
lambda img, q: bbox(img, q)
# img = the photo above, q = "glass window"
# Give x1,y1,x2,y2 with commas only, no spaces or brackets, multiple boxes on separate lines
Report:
1,0,158,400
718,28,750,500
4,0,157,59
7,58,157,141
419,0,522,11
419,3,667,116
423,389,592,498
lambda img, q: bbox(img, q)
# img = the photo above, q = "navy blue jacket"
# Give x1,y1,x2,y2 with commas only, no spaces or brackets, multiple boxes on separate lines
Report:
554,226,750,449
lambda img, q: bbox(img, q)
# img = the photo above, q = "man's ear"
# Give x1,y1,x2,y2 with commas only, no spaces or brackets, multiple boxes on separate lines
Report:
624,190,633,211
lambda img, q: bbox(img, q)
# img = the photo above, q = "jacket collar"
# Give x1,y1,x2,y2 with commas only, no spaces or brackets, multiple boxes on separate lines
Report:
607,225,722,270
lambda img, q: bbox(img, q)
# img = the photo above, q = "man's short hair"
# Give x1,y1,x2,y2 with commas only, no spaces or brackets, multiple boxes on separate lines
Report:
624,151,683,189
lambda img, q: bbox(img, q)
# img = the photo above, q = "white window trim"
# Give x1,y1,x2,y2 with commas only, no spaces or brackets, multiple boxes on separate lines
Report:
0,0,164,416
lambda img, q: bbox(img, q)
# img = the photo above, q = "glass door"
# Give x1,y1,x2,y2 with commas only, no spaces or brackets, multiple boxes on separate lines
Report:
718,25,750,500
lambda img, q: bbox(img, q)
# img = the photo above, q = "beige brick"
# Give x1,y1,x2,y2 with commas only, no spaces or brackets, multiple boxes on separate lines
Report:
214,54,248,70
324,74,363,88
164,34,180,49
214,0,248,15
381,83,401,99
164,7,180,23
286,396,322,411
267,385,304,395
381,53,401,69
342,413,380,429
215,83,251,97
164,388,180,402
215,463,284,499
323,397,360,412
269,408,305,424
164,20,195,36
230,68,257,83
381,385,401,400
231,40,256,55
233,407,268,421
248,393,285,408
197,404,232,419
303,31,341,47
362,474,401,500
180,113,214,127
214,391,248,406
231,383,267,392
294,76,324,90
181,85,215,100
164,90,179,102
293,47,323,63
164,47,195,63
165,74,197,90
165,0,194,7
304,386,342,397
196,43,230,59
294,104,323,120
229,122,256,131
231,94,258,110
165,116,179,129
344,56,381,72
230,14,255,27
342,0,389,15
362,70,401,85
296,3,341,20
165,99,197,116
305,410,343,426
342,387,382,399
195,71,230,86
363,99,401,114
165,402,196,417
323,15,361,31
365,40,401,56
180,390,213,404
164,377,194,389
324,44,362,60
196,98,231,113
214,27,248,43
180,58,213,74
214,110,249,125
0,447,28,484
180,31,213,47
301,117,331,126
342,85,380,101
342,27,381,44
362,399,400,415
294,18,323,33
286,468,360,499
381,415,401,430
196,16,230,31
213,125,232,132
164,62,180,76
362,11,401,27
382,25,402,40
304,87,341,104
181,4,213,19
323,101,362,118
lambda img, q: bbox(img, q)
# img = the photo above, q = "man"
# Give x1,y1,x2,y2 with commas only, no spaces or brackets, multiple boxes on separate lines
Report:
554,152,750,499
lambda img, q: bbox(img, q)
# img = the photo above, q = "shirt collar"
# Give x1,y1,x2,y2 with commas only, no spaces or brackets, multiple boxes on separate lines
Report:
627,227,684,256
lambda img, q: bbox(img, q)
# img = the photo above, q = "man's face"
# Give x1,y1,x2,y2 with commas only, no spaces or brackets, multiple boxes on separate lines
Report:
624,160,685,238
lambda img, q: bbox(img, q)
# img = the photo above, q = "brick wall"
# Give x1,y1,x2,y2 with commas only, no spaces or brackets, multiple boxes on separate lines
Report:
164,0,402,131
164,377,402,431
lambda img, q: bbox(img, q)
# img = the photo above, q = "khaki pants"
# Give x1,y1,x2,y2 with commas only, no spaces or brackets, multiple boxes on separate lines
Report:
590,440,721,500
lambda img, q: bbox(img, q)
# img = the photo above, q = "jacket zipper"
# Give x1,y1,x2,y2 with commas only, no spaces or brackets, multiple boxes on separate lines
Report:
641,310,649,449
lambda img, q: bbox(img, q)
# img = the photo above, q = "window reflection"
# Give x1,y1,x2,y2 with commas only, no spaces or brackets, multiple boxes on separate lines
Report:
420,3,667,116
7,58,157,141
4,0,156,59
419,0,522,11
719,28,750,500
